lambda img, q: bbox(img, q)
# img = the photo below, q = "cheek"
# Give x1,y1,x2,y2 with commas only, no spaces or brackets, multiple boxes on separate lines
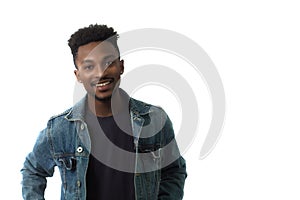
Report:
78,71,92,81
82,82,94,93
112,66,123,75
114,71,122,80
78,75,92,88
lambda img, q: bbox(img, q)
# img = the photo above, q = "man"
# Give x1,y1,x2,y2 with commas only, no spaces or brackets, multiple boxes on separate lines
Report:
21,24,187,200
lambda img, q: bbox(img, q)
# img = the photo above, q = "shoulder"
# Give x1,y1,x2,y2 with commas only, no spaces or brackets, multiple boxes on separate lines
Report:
46,107,74,130
129,98,171,128
48,107,72,121
47,96,86,123
129,97,165,115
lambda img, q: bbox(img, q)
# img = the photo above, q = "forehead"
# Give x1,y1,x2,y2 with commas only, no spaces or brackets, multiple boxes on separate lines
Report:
76,41,118,64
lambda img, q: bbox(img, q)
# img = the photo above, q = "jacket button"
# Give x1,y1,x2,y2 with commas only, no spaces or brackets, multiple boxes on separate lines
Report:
77,180,81,187
76,146,83,153
80,124,85,130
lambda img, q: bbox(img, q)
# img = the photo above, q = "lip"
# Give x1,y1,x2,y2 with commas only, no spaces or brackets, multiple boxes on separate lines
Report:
96,81,111,87
91,78,114,86
92,78,114,91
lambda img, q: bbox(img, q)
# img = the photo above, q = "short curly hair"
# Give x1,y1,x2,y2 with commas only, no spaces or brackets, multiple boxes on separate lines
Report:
68,24,119,68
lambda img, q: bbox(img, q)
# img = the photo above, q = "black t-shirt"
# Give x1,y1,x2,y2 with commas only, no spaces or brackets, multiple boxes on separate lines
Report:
85,108,135,200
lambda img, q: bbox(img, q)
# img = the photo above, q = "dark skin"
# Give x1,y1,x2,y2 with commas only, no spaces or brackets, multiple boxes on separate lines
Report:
74,41,124,117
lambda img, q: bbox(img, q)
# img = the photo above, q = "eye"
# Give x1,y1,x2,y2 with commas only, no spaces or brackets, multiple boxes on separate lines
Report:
104,59,117,68
84,65,94,70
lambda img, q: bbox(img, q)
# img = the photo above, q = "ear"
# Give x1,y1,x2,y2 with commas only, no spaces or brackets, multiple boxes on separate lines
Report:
119,59,124,74
74,69,81,82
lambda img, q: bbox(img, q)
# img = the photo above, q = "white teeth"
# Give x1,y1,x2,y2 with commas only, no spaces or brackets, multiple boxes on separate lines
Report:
96,81,110,87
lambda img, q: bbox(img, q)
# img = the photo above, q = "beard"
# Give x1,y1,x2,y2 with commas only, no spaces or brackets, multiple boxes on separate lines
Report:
94,94,112,102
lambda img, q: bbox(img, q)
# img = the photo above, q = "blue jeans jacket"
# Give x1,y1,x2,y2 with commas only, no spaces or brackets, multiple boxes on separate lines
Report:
21,95,187,200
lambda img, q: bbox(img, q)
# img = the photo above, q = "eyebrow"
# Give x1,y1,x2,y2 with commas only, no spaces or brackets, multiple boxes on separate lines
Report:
81,59,93,64
102,55,116,61
81,55,116,65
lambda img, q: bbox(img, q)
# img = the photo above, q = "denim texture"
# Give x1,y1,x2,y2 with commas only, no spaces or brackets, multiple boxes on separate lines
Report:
21,94,187,200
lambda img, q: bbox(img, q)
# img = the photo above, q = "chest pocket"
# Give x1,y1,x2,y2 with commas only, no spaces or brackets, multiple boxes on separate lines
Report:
55,153,78,198
58,155,76,171
135,144,162,199
136,143,162,173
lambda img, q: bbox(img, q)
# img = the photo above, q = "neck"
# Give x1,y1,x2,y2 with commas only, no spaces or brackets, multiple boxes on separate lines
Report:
87,90,123,117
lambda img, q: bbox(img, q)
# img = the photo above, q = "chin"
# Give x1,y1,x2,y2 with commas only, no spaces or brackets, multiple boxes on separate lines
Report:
95,94,112,102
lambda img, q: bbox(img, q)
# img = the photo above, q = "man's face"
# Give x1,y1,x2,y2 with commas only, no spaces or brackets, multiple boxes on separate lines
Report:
74,41,124,101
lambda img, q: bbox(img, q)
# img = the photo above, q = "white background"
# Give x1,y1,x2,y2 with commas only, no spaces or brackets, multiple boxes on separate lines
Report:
1,0,300,199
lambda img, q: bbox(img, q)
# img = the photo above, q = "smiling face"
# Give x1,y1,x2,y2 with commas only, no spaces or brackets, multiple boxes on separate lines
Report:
74,41,124,101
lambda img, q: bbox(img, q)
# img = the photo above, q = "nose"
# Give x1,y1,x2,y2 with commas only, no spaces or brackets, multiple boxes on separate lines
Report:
93,64,105,78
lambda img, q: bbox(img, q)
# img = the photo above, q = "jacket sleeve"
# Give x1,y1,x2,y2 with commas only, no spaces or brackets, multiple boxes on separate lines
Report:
21,128,56,200
158,114,187,200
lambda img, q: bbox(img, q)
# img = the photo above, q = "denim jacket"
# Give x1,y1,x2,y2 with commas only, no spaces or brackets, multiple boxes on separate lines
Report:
21,94,187,200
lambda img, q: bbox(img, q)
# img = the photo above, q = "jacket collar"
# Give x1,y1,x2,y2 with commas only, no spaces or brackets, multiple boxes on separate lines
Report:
65,95,87,121
65,89,152,122
129,97,152,117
